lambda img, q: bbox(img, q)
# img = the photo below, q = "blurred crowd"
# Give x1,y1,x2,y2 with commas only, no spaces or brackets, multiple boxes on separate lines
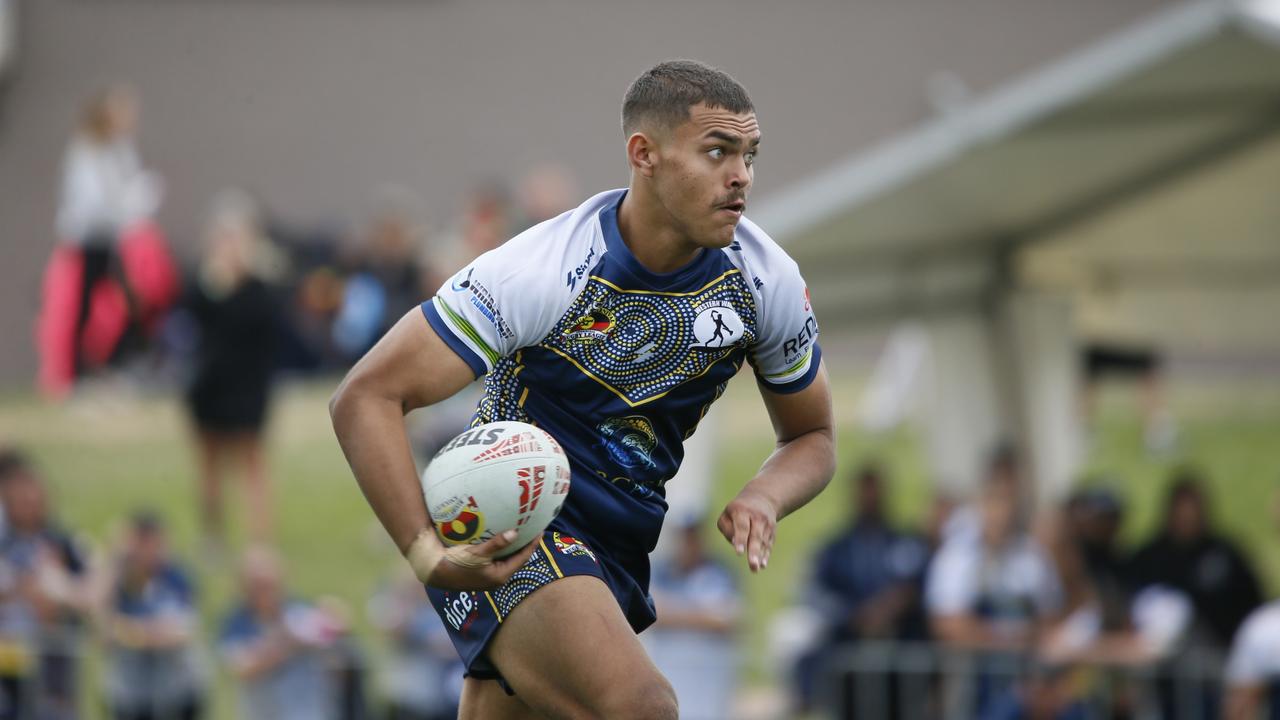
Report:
0,447,475,720
17,83,1280,720
37,84,579,552
40,84,579,394
779,448,1280,720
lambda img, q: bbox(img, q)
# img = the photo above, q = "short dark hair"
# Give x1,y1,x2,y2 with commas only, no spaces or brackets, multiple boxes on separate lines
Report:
622,60,754,136
0,448,32,485
130,509,165,536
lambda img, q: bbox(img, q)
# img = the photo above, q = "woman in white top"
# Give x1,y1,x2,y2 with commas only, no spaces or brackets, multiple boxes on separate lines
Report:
55,85,162,375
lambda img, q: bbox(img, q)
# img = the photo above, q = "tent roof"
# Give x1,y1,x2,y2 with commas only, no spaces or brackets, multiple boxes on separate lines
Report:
755,1,1280,323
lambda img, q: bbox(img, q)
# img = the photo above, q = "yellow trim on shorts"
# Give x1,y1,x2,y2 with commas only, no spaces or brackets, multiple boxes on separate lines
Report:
484,591,503,623
540,538,565,578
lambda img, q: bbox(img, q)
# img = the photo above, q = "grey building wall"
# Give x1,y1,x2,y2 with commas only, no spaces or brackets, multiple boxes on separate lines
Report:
0,0,1168,386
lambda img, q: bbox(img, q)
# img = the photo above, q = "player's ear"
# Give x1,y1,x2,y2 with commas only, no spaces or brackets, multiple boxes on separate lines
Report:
626,132,657,178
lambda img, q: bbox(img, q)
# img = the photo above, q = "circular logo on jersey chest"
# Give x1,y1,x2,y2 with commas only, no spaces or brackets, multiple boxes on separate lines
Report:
691,302,744,349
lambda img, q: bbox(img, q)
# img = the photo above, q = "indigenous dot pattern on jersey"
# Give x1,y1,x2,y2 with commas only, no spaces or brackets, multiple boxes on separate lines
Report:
537,273,757,406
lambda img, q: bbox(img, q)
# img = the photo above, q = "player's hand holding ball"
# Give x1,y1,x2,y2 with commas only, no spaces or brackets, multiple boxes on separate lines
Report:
408,421,572,590
718,488,780,573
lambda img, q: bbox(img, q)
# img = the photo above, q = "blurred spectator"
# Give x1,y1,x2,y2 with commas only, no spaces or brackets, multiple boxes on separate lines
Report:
0,450,88,720
1062,488,1128,624
644,521,740,720
183,191,283,546
515,164,578,230
367,566,461,720
926,448,1064,715
793,464,929,716
427,181,513,289
54,84,163,380
219,547,344,720
927,451,1062,652
101,513,205,720
454,181,512,267
1223,488,1280,720
1128,470,1263,649
332,186,432,361
413,182,514,458
326,597,370,720
1038,489,1190,719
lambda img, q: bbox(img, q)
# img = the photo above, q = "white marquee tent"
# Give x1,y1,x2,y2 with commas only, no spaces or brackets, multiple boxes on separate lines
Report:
753,0,1280,500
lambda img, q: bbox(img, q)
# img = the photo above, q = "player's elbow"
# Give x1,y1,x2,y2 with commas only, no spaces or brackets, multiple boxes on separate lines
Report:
328,378,354,428
812,425,838,487
329,366,375,429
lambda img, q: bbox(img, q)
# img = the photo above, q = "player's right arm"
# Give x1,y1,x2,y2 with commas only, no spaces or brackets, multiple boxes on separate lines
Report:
329,308,536,590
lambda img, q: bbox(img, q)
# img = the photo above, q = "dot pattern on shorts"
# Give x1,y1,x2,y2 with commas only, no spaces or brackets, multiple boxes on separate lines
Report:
488,545,559,619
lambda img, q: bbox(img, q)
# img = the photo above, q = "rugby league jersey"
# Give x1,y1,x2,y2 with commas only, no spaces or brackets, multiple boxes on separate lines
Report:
422,189,821,556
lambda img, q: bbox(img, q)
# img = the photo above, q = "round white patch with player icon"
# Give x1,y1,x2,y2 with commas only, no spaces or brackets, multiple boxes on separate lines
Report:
690,302,744,349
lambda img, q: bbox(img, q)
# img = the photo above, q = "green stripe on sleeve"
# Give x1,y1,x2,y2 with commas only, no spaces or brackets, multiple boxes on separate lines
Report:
434,297,500,365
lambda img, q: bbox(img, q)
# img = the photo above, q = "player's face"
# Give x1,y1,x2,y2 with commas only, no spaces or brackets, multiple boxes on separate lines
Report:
655,104,760,248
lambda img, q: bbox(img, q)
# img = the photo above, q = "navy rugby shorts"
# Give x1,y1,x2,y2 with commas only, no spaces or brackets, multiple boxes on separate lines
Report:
424,520,656,685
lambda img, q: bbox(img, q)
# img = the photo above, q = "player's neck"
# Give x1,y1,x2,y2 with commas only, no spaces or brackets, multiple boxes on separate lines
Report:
617,189,703,274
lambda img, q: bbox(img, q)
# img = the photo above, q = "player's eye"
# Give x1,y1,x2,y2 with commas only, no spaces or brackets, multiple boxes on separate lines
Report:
745,151,757,166
707,147,725,160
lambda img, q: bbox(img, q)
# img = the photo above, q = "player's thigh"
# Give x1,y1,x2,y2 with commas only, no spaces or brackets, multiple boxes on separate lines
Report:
459,676,540,720
486,575,677,720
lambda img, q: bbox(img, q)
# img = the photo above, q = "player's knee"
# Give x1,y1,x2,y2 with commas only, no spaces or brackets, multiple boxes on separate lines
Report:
592,675,678,720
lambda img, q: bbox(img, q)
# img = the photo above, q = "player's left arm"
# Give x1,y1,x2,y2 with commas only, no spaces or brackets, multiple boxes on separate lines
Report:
718,359,835,573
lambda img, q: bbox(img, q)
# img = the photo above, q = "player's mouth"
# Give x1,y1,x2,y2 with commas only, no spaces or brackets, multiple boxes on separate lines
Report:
717,199,746,219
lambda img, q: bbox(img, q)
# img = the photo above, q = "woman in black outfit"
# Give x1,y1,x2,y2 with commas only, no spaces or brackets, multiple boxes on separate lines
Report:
185,192,281,545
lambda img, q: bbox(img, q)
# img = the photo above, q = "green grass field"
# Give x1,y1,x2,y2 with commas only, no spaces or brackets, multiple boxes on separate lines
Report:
0,371,1277,718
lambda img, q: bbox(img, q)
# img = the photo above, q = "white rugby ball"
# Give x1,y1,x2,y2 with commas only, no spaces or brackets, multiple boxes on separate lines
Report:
422,421,571,558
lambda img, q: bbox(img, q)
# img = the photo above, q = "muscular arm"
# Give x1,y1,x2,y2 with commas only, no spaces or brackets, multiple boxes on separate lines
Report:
329,308,536,588
718,361,836,572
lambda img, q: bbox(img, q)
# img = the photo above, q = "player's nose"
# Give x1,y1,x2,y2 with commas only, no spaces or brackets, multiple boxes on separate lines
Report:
726,154,751,191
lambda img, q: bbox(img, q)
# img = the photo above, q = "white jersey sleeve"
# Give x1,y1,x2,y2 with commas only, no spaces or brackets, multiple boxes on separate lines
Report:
422,192,613,376
1225,602,1280,686
729,218,822,393
925,536,979,616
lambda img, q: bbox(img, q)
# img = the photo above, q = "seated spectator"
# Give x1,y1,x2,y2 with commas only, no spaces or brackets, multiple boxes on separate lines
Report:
1224,487,1280,720
1038,489,1190,719
101,512,205,720
1063,488,1128,623
927,449,1064,715
794,464,929,716
927,462,1061,652
368,566,462,720
220,547,344,720
1043,488,1190,663
0,450,88,720
1128,470,1263,649
644,520,740,720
